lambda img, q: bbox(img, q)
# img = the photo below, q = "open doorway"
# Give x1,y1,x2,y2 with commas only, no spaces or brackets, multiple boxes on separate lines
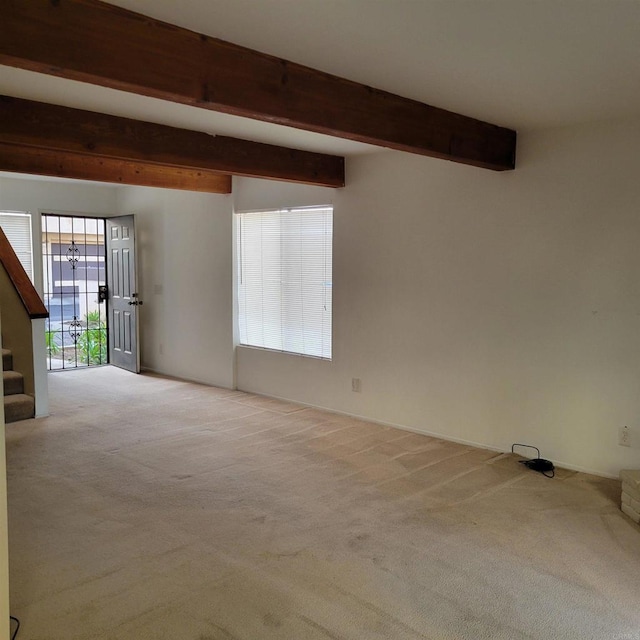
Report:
42,214,107,370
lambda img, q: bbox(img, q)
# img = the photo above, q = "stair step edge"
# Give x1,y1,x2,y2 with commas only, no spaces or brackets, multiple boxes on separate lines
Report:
3,370,25,395
4,393,35,423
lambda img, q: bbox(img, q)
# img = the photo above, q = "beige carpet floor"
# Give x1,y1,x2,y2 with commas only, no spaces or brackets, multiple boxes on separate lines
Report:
5,366,640,640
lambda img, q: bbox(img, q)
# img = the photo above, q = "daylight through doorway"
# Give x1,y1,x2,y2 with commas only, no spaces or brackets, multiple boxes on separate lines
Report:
42,214,108,370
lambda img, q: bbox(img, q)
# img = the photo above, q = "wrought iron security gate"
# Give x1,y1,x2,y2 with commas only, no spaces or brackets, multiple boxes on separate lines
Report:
42,214,108,370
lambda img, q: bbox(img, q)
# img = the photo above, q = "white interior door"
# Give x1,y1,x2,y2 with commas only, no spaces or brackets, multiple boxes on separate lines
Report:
106,216,140,373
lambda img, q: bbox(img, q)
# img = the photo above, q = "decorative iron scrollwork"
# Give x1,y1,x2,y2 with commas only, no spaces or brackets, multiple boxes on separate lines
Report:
66,241,80,269
68,316,83,344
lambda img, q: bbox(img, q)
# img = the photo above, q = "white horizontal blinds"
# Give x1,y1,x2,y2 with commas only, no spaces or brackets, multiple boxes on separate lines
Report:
0,212,33,280
238,206,332,359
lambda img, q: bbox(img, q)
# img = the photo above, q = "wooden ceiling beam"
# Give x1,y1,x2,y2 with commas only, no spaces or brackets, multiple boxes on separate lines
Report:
0,143,232,194
0,96,344,189
0,0,516,171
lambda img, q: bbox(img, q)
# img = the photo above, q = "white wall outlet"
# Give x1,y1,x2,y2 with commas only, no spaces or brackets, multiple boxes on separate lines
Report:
619,425,631,447
351,377,361,393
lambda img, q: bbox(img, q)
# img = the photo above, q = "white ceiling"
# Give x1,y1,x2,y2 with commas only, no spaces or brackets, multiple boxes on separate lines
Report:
2,0,640,159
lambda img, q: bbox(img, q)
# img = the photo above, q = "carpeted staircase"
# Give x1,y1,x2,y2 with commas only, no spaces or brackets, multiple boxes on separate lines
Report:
2,347,34,423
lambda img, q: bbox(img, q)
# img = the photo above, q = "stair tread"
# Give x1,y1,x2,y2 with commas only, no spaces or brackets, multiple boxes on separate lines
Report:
3,393,35,423
4,393,33,405
3,369,25,395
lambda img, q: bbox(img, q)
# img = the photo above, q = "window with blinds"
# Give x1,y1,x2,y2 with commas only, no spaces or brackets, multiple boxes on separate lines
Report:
0,211,33,280
237,206,333,360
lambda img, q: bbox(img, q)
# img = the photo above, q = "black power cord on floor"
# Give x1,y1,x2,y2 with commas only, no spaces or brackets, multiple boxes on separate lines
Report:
10,615,20,640
512,443,555,478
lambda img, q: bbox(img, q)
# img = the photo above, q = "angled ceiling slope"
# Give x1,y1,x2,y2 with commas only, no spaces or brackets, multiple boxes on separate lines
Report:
0,0,517,173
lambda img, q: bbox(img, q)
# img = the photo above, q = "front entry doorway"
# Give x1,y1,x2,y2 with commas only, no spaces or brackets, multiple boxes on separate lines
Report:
106,216,140,373
42,213,140,373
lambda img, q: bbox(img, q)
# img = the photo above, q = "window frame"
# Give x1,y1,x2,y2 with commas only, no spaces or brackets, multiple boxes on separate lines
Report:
236,205,333,360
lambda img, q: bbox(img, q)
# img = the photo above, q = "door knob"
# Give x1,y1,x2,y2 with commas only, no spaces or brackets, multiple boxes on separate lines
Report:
128,300,143,306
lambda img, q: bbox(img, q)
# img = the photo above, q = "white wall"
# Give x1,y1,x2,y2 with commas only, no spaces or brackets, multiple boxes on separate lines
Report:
0,175,117,215
116,186,234,388
3,115,640,479
235,117,640,478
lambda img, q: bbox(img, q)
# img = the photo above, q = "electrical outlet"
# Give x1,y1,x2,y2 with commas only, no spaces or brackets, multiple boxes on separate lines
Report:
619,425,631,447
351,377,361,393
